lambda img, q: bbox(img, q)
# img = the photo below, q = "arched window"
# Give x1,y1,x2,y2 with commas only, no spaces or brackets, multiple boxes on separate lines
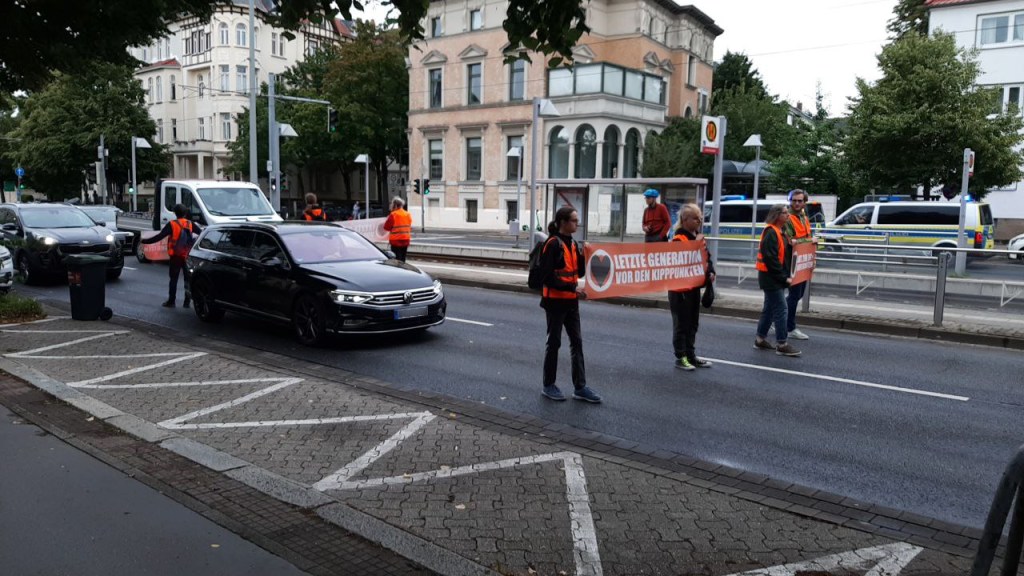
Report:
219,22,229,45
624,129,640,178
236,23,247,46
684,105,693,118
602,126,620,178
548,126,569,178
574,125,597,178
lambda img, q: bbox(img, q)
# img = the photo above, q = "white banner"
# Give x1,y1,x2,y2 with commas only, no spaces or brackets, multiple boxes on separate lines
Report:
337,216,389,243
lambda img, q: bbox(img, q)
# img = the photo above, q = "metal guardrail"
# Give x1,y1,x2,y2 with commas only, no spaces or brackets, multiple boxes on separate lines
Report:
971,444,1024,576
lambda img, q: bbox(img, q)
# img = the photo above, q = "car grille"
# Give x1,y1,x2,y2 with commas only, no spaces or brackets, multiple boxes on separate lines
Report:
366,287,438,306
60,243,111,255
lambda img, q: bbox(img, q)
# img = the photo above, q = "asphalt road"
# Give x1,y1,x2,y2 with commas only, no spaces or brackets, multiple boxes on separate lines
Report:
13,262,1024,531
0,401,309,576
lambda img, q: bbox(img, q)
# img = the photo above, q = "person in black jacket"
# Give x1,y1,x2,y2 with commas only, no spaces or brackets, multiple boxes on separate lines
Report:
754,204,801,356
539,206,602,404
668,203,716,370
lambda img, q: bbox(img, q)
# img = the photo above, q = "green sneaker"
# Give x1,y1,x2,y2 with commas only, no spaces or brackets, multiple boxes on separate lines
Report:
675,357,695,371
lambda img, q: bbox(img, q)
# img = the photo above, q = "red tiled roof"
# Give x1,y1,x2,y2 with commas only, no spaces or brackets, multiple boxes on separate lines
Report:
925,0,998,7
139,58,180,71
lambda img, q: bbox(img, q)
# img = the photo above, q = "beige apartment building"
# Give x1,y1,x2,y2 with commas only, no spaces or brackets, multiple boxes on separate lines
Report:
407,0,722,230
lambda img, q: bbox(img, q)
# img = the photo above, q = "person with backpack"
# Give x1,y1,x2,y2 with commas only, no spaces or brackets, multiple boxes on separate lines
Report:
143,203,202,308
303,193,328,221
537,206,602,404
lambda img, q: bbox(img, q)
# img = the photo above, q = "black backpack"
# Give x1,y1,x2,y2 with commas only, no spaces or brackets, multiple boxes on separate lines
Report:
527,236,559,291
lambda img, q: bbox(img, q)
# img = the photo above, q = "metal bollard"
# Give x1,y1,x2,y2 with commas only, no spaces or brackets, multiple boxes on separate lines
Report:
933,252,950,327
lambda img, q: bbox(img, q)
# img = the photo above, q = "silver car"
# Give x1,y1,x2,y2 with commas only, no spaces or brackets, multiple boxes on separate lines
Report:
0,245,13,293
1009,233,1024,262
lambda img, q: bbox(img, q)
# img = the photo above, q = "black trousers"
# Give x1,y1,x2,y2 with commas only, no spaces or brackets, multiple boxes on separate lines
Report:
668,289,701,360
168,256,191,304
391,244,408,262
543,300,586,389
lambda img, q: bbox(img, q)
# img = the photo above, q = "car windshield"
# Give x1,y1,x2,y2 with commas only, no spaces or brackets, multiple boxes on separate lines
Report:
79,207,119,225
21,208,97,228
281,228,384,264
197,187,276,216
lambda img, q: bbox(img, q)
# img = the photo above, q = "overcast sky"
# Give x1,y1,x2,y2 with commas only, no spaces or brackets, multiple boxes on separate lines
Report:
359,0,897,117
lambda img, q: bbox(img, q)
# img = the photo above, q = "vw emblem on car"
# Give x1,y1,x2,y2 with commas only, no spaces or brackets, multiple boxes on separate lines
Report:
403,291,413,304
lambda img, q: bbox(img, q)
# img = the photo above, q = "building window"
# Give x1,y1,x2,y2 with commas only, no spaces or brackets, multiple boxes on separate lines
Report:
236,23,247,46
466,199,478,223
507,135,523,180
509,59,525,101
548,63,666,105
548,126,569,178
198,117,206,140
277,35,286,56
602,126,620,178
429,139,443,180
687,55,697,86
171,119,178,141
431,16,443,38
157,119,164,143
467,63,482,105
624,129,640,178
980,12,1024,45
470,9,482,30
220,64,230,92
156,77,163,102
574,125,597,178
170,75,176,100
684,105,693,118
576,64,601,94
236,65,248,93
142,47,149,62
147,78,153,102
466,137,482,181
429,68,443,108
271,33,279,55
698,89,709,113
198,74,205,97
221,113,232,140
219,22,229,45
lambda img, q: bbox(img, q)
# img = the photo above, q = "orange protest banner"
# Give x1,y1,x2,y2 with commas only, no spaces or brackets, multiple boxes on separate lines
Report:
790,242,816,286
583,240,708,299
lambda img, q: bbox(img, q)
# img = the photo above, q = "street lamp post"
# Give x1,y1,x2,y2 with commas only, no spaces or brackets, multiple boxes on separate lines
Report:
355,154,370,218
529,98,560,242
506,146,523,246
743,134,763,260
131,136,152,213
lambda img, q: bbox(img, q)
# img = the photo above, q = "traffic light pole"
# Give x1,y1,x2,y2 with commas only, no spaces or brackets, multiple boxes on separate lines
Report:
267,88,332,213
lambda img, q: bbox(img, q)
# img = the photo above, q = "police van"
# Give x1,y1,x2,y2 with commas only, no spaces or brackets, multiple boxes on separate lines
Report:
702,197,826,238
821,200,994,253
152,180,282,231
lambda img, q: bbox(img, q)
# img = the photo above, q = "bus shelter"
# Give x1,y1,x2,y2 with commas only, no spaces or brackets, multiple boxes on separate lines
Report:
535,178,709,242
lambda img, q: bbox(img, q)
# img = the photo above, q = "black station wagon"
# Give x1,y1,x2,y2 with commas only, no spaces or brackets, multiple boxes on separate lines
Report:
185,222,446,345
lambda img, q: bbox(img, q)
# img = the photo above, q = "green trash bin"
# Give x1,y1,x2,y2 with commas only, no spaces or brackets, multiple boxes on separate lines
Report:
66,254,112,321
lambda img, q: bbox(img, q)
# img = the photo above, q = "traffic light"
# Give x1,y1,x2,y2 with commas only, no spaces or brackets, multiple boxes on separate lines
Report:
423,179,430,196
128,185,135,195
280,173,289,192
328,108,338,133
413,179,420,195
270,177,277,193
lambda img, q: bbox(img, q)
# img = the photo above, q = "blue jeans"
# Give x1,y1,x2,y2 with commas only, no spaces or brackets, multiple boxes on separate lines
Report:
757,288,788,343
786,281,806,332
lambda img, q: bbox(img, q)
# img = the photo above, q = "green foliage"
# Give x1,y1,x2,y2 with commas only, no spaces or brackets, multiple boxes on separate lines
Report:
224,100,270,179
503,0,590,67
713,52,768,99
845,33,1024,199
888,0,930,40
5,61,170,199
711,86,798,163
0,292,45,323
640,117,712,178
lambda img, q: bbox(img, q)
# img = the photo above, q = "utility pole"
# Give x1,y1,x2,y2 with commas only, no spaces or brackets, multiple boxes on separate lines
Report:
97,134,108,205
248,0,258,185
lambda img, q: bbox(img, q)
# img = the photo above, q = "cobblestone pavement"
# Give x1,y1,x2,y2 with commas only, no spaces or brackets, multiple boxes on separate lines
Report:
1,316,981,576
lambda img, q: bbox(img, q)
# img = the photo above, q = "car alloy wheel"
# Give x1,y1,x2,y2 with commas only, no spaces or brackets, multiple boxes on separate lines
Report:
191,280,224,322
16,253,36,286
136,241,149,263
292,294,325,346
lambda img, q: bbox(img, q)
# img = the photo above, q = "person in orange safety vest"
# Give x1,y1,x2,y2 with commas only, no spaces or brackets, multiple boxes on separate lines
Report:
142,203,203,308
383,197,412,262
754,204,800,357
782,189,814,341
303,193,328,221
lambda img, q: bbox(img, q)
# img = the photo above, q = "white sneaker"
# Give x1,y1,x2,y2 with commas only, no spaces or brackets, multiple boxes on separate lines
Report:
789,328,809,340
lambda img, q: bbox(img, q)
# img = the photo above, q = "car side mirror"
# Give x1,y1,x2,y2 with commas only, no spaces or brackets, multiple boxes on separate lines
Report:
1,223,17,232
94,221,106,227
262,256,288,269
385,250,396,260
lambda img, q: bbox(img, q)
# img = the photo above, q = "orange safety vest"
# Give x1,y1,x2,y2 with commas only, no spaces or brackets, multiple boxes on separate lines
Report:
542,238,579,300
303,207,327,221
168,219,193,258
788,212,811,239
755,224,785,272
388,209,412,247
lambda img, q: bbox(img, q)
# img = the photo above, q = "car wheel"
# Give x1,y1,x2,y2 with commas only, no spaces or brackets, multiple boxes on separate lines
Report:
191,279,225,322
1015,248,1024,263
136,241,149,263
932,246,955,261
822,241,842,254
106,268,122,281
292,294,326,346
16,252,39,286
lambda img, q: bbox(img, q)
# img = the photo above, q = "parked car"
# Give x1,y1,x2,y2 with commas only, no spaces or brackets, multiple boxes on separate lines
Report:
185,222,446,345
0,245,13,294
822,200,994,255
75,205,137,256
0,203,125,284
1009,232,1024,262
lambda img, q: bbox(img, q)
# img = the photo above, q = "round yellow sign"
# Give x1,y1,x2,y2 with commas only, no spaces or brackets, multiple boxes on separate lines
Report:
705,121,718,142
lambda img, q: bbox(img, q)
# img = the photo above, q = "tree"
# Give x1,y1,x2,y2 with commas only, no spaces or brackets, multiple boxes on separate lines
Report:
845,32,1024,199
711,85,798,163
888,0,930,40
0,0,589,94
640,117,712,178
5,62,170,200
713,52,768,99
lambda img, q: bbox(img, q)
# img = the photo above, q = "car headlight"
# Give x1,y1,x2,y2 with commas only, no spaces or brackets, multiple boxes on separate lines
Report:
40,236,58,246
330,289,373,304
105,234,115,243
432,279,443,294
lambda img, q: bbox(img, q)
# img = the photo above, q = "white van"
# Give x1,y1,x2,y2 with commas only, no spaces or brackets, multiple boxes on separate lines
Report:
702,198,826,238
822,200,994,252
152,180,282,230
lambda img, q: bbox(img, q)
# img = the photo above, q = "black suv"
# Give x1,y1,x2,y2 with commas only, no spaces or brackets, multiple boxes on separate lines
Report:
0,203,125,284
185,222,446,346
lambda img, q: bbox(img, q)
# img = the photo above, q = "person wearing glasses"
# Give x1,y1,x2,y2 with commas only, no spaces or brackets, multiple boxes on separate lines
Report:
538,206,602,404
783,189,813,340
668,203,716,370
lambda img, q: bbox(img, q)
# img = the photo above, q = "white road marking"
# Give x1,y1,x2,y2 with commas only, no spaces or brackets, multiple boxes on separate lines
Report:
0,316,70,328
707,357,969,401
446,317,493,326
159,378,302,429
723,542,922,576
69,352,207,386
123,266,137,271
75,377,288,390
314,412,436,491
6,332,128,357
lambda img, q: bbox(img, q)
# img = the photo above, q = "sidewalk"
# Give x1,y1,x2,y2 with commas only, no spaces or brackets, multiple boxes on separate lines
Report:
0,309,983,576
